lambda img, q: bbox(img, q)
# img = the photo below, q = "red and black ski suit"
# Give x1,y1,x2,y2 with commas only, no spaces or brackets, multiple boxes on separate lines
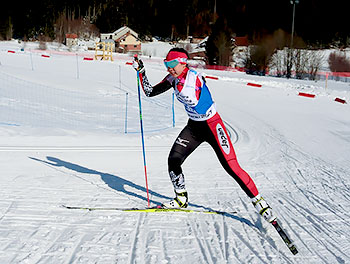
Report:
139,67,259,198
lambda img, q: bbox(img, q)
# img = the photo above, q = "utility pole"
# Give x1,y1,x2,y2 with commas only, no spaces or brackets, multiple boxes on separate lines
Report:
210,0,217,25
213,0,217,24
287,0,299,78
290,0,299,48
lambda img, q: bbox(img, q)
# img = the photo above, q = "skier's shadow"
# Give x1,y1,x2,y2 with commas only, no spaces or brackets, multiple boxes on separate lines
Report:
29,156,254,226
29,156,169,206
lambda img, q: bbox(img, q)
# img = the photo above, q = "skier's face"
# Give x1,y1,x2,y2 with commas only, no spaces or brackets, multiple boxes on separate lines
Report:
167,63,186,78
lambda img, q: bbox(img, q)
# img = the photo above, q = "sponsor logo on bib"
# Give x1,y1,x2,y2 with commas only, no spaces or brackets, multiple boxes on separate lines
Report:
216,123,230,155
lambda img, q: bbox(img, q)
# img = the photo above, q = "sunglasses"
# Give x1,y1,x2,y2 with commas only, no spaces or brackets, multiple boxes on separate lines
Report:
164,58,187,68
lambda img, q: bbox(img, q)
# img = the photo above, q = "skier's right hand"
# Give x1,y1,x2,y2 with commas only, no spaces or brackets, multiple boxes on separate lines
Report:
133,55,145,73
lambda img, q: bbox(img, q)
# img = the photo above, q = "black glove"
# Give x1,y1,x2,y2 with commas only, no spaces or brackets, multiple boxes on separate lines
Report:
132,56,145,74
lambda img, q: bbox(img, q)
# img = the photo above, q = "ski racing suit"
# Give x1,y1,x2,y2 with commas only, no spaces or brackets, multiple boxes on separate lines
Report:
139,67,259,198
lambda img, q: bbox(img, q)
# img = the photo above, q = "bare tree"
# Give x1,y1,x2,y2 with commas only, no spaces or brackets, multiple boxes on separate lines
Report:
269,50,284,77
214,31,232,66
328,51,350,72
270,48,324,80
267,29,290,77
247,29,290,75
285,48,293,78
246,44,272,75
285,33,305,78
306,50,324,80
54,11,99,43
294,49,309,79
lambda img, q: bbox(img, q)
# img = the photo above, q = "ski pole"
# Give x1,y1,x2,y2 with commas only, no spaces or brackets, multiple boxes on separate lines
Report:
136,67,150,207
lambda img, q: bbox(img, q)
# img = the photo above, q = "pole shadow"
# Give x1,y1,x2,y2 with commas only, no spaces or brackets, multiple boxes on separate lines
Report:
29,156,254,226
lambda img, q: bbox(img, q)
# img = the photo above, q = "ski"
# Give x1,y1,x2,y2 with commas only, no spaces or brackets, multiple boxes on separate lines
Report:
61,205,236,215
63,205,297,253
271,220,298,255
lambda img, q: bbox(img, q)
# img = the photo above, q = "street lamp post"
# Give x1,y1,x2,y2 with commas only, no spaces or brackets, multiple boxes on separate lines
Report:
290,0,299,48
286,0,299,78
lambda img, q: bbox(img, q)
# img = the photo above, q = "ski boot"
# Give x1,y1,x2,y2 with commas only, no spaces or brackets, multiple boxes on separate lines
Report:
252,194,276,223
162,190,188,208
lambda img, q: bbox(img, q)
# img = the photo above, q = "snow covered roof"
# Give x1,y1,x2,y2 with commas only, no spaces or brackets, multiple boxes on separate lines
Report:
112,26,138,40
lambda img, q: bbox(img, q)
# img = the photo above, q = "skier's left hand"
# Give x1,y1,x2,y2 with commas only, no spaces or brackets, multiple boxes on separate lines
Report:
132,55,145,73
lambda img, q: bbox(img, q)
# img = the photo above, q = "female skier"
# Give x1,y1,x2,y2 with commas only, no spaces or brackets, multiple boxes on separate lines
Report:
133,48,276,222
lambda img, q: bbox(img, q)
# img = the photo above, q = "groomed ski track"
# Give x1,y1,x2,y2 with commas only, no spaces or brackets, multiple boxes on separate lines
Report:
1,45,350,263
1,117,349,263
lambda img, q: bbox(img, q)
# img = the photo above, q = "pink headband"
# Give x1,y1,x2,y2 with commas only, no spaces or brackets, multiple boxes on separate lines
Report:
166,51,188,62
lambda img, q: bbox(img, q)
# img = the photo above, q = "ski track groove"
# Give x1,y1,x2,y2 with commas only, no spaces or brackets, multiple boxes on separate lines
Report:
160,230,170,264
235,197,293,261
127,213,144,264
245,217,294,263
64,233,89,264
230,225,269,264
0,201,14,221
203,214,227,263
257,125,350,262
283,195,349,263
189,219,215,264
202,216,225,264
218,214,229,262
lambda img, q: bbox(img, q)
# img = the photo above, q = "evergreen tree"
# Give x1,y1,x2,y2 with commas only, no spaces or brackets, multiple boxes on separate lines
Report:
205,18,232,66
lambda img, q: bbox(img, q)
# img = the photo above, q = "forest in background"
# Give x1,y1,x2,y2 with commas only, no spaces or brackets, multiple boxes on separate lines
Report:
1,0,349,48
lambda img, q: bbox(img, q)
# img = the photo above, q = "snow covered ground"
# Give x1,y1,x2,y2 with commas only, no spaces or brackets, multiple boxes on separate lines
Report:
1,40,350,263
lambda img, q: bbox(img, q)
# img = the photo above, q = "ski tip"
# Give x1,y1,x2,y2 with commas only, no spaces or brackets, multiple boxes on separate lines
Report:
272,219,299,255
290,246,299,255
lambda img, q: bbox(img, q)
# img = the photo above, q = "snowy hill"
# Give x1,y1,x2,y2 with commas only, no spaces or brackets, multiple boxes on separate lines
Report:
1,40,350,263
